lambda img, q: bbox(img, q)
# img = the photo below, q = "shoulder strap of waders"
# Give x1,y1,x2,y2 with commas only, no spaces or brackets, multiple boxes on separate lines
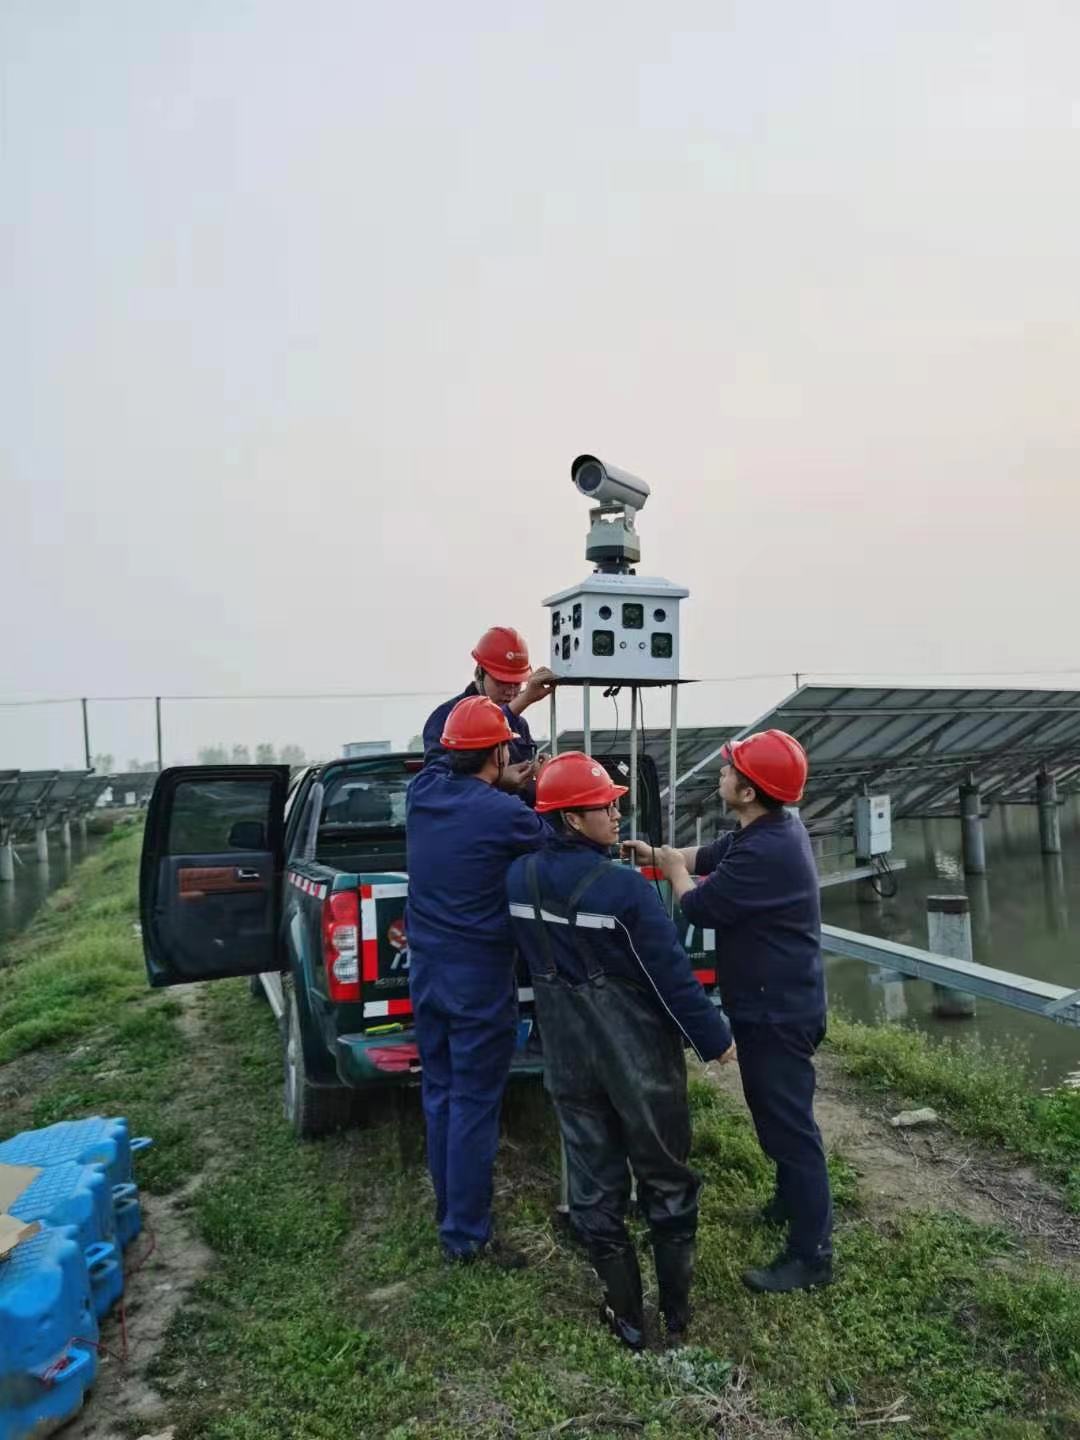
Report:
564,862,611,981
525,854,557,978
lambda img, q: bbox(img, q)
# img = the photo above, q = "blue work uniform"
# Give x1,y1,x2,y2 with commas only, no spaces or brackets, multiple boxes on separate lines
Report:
422,683,537,769
405,763,549,1257
680,810,831,1263
508,834,731,1338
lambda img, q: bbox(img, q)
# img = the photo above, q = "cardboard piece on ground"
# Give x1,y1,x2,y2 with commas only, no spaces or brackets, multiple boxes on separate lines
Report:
0,1163,43,1260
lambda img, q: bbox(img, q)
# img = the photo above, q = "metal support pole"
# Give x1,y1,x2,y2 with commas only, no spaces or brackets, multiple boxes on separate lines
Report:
960,782,986,875
155,696,164,771
695,814,703,846
81,698,91,769
967,871,992,952
0,837,13,883
549,693,559,757
61,820,72,851
35,824,49,864
629,687,639,843
79,817,88,843
1037,770,1061,855
582,686,591,756
1043,853,1069,934
668,685,678,849
928,894,977,1018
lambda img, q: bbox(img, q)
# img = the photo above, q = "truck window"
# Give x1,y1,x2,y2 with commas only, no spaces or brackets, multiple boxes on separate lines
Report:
319,769,409,831
167,778,275,853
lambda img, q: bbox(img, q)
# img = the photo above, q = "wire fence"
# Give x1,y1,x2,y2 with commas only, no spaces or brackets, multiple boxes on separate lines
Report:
3,669,1080,772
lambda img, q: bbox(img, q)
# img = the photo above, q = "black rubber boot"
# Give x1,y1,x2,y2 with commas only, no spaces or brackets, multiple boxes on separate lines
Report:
742,1251,833,1294
653,1235,695,1345
592,1245,645,1351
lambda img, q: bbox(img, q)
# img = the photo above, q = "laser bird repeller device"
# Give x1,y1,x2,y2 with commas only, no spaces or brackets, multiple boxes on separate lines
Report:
546,455,688,684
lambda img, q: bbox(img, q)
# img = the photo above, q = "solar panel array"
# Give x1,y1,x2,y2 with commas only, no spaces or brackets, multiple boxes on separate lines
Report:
732,685,1080,831
0,770,116,842
559,685,1080,838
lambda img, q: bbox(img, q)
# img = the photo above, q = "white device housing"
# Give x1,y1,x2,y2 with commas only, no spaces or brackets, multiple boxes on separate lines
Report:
854,794,892,857
543,573,688,683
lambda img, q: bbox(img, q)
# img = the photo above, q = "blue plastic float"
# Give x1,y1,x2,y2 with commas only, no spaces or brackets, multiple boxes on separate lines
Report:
0,1116,152,1253
0,1224,98,1440
8,1162,122,1318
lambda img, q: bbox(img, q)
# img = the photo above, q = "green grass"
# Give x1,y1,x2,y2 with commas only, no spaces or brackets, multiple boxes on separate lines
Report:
4,836,1080,1437
825,1016,1080,1206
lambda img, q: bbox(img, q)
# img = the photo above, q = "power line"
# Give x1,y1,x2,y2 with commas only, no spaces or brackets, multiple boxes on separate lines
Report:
3,668,1080,709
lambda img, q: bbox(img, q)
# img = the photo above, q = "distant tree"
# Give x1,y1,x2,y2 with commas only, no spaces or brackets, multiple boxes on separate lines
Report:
92,753,114,774
407,734,423,752
231,744,252,765
198,745,229,765
255,743,277,764
280,743,306,766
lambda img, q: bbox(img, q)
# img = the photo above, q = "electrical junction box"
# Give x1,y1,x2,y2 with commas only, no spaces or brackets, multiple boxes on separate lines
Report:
854,794,892,857
543,573,689,684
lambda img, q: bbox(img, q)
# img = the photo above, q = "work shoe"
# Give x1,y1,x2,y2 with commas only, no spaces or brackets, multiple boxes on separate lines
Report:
443,1237,529,1271
742,1252,833,1294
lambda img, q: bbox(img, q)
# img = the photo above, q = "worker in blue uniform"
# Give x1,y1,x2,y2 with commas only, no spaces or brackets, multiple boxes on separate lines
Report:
406,694,550,1266
507,753,735,1350
633,729,832,1295
422,625,556,794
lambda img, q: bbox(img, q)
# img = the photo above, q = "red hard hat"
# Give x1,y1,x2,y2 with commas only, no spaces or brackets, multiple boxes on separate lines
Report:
721,730,808,804
472,626,531,684
535,752,629,813
441,696,518,751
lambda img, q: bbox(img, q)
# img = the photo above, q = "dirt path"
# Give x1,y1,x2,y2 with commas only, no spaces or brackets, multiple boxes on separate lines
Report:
708,1050,1080,1265
63,985,215,1440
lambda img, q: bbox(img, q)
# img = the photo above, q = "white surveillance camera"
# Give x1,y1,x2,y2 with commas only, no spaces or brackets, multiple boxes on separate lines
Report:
571,455,650,512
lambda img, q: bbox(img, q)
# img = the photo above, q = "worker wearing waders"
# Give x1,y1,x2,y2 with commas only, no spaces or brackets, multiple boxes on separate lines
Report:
406,695,551,1266
633,730,833,1295
422,626,556,795
506,753,735,1350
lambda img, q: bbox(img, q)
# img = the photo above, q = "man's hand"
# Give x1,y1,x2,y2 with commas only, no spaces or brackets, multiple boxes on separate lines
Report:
716,1042,737,1067
515,667,557,711
656,844,689,880
619,839,655,867
499,760,535,793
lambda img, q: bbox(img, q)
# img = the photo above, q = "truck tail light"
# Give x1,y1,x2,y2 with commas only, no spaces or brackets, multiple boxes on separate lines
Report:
322,890,361,1002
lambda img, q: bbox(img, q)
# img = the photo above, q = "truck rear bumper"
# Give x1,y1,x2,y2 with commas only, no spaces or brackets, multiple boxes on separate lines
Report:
336,1019,544,1087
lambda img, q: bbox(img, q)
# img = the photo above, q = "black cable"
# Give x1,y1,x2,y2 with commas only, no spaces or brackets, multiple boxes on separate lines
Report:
869,852,899,899
600,687,621,754
635,688,667,906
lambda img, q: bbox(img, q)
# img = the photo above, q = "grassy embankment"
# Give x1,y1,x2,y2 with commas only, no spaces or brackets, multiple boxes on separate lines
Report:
2,827,1080,1438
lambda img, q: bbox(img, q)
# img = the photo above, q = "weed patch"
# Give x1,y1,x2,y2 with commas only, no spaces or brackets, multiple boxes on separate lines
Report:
827,1016,1080,1205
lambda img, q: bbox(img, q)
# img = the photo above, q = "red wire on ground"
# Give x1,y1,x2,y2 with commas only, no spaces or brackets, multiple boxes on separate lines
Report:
125,1220,157,1276
40,1219,158,1385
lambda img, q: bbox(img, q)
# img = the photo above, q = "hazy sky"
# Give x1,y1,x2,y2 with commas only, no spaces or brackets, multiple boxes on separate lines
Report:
3,1,1079,768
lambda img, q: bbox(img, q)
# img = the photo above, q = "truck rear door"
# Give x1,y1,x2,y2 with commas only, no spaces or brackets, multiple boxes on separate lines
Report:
140,765,290,987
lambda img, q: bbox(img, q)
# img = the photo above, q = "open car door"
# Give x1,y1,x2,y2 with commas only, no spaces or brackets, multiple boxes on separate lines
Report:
589,752,663,846
140,765,290,988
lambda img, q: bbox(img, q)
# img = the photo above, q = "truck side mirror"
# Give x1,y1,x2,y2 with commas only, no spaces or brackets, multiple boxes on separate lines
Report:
228,819,266,850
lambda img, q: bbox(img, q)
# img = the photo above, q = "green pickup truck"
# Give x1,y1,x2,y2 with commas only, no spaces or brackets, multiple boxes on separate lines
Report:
139,752,718,1138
